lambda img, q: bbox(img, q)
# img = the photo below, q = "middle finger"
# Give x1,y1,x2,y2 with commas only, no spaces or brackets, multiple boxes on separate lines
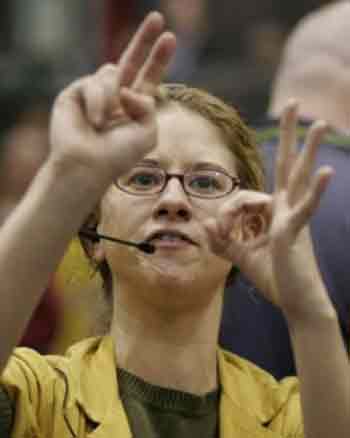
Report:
133,31,177,94
118,12,165,88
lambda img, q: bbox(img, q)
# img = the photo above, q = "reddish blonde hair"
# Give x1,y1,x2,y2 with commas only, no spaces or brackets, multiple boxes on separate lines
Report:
156,84,264,191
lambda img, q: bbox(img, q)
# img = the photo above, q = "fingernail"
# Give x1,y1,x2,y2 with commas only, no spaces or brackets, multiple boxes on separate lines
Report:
147,11,164,27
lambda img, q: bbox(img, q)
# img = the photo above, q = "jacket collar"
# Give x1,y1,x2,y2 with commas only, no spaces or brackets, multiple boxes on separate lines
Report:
61,336,131,437
60,336,291,437
217,349,291,437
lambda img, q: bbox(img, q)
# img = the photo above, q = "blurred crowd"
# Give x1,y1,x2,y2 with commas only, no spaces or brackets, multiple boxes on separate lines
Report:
0,0,340,355
105,0,334,120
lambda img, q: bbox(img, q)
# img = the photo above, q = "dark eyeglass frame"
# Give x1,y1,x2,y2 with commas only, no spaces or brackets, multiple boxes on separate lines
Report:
115,166,241,199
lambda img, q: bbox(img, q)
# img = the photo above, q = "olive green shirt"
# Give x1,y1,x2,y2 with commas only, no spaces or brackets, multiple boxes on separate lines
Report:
118,367,219,437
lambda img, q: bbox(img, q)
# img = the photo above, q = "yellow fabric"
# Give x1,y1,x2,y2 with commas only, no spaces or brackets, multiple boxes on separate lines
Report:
50,239,102,354
1,336,303,438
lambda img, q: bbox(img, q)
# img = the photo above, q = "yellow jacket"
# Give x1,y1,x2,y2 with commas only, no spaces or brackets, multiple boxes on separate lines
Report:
2,336,303,437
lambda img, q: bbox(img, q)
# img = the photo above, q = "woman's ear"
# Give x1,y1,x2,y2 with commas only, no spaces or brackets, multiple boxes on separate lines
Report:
80,206,105,265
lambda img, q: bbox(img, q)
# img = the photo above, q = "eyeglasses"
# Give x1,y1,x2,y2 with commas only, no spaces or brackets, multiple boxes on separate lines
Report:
115,166,241,199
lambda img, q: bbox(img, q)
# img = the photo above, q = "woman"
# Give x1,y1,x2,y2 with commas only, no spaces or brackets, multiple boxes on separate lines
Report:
0,12,348,438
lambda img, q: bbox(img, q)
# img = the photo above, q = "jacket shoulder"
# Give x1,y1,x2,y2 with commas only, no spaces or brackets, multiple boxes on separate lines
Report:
219,348,302,435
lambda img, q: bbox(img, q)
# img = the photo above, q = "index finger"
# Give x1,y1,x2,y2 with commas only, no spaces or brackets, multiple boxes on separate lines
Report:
133,31,177,93
275,100,299,190
287,120,329,204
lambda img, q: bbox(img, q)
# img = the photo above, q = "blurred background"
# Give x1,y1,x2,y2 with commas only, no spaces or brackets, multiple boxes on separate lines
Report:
0,0,337,354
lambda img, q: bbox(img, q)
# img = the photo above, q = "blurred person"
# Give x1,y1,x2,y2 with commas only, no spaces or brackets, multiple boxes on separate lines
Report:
156,0,272,120
0,12,348,438
0,58,61,354
118,0,279,120
269,2,350,132
0,106,49,223
0,56,102,355
103,0,138,61
158,0,210,82
0,107,61,355
195,19,287,122
156,2,288,120
220,0,350,379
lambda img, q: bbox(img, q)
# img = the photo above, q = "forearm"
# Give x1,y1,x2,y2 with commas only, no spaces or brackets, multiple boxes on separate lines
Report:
286,302,350,438
0,158,109,372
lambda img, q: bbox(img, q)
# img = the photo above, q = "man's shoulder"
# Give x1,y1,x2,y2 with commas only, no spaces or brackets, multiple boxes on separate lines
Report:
255,121,350,152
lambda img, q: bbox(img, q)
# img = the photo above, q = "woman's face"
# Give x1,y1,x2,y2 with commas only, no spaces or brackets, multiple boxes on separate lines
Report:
98,104,239,305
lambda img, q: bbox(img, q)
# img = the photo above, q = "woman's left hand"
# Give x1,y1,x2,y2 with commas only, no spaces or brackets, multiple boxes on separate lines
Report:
205,102,334,323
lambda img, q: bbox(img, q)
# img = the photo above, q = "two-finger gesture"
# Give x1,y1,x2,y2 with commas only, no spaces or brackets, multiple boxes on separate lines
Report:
50,12,176,184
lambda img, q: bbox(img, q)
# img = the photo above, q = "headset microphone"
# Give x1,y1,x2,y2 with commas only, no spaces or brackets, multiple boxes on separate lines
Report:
79,229,156,254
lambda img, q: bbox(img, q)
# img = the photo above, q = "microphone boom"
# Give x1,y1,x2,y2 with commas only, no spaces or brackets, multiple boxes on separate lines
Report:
79,229,155,254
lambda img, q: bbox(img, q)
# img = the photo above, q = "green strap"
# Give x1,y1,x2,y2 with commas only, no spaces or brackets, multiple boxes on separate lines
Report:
256,126,350,149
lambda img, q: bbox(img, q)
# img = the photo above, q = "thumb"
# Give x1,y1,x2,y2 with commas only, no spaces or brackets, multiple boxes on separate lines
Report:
204,217,243,263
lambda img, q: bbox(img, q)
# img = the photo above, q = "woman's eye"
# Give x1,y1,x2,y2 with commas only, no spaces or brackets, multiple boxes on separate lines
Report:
129,172,160,188
189,176,220,192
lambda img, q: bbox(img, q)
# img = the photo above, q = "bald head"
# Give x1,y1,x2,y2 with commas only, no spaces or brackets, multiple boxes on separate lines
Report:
269,1,350,131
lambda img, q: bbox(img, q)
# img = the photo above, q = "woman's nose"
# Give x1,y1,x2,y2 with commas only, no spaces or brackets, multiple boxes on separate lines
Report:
152,178,192,221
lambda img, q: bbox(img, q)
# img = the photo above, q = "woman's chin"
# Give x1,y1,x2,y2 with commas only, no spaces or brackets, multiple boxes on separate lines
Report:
129,251,225,297
140,255,200,281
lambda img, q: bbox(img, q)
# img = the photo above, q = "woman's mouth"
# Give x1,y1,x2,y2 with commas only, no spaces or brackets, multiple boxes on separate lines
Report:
146,230,197,249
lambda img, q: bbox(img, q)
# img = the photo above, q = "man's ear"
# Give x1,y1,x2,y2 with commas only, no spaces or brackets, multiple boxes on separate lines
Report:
241,210,269,242
80,206,105,264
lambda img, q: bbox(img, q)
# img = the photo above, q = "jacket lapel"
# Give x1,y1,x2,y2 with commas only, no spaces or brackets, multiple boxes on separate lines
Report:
62,336,133,438
220,392,281,438
218,348,286,438
84,402,132,438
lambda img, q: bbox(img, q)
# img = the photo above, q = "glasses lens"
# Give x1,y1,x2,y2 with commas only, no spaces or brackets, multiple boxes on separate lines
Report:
117,166,164,194
185,170,233,198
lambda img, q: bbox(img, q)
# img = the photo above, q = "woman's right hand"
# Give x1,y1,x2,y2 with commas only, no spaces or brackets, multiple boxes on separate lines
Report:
49,12,176,186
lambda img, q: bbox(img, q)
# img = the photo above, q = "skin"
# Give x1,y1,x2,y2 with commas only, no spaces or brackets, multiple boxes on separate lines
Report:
99,104,236,303
0,11,348,438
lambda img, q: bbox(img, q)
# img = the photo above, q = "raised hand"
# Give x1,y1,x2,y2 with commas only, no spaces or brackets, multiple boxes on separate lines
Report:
205,102,334,321
0,13,175,373
50,12,176,184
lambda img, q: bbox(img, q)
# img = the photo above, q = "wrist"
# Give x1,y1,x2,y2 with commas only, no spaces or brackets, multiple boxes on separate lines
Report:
28,156,110,237
283,297,338,334
46,153,112,200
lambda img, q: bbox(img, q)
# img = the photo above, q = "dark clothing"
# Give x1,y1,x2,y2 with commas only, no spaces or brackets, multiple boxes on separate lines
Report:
0,387,12,437
220,119,350,379
118,367,219,438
